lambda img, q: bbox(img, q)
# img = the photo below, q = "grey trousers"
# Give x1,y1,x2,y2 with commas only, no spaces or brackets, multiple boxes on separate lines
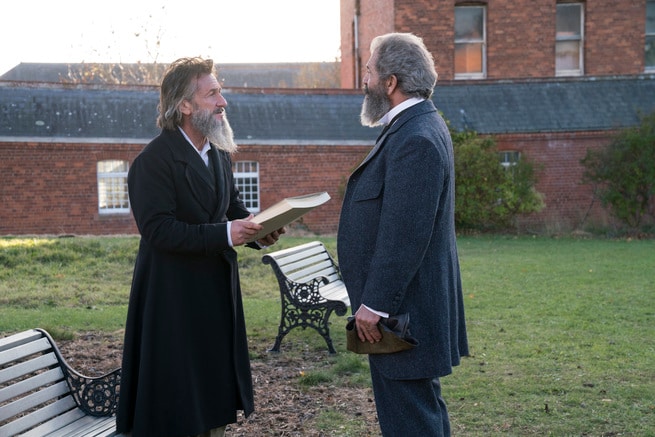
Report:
369,359,451,436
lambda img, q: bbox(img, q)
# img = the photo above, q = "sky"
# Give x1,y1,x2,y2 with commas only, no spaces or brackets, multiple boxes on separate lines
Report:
1,0,341,76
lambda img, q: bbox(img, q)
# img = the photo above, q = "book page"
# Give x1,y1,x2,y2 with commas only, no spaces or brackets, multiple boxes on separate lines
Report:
247,192,330,242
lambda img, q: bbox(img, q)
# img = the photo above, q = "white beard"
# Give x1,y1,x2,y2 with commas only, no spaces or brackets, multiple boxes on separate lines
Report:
191,108,238,154
360,83,392,127
208,117,238,154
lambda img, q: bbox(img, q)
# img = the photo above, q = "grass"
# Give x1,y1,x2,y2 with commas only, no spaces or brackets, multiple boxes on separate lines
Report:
1,234,654,435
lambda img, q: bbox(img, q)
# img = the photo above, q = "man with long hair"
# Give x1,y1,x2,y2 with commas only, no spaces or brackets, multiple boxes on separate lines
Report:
117,57,283,437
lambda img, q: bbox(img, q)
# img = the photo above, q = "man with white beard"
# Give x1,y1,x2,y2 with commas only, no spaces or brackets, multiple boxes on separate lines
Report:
117,57,284,437
337,34,469,436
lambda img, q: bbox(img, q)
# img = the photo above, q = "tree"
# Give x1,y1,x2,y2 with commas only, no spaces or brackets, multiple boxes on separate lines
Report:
581,111,655,230
295,61,341,88
59,62,166,85
450,127,544,231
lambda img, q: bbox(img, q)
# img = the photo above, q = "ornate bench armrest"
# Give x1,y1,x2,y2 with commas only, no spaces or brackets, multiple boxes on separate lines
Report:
36,328,121,417
285,276,330,306
64,366,122,416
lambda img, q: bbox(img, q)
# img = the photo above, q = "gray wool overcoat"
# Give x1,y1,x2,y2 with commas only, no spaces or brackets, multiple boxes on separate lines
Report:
337,100,469,380
116,128,256,437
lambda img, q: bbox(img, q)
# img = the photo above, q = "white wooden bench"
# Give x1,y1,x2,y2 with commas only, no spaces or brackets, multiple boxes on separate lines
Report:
262,241,351,354
0,329,121,437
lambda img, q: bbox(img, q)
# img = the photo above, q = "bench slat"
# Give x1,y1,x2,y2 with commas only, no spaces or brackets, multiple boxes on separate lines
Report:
263,241,325,260
274,250,332,272
0,395,77,436
0,329,120,436
60,416,116,437
286,261,337,283
0,330,44,353
0,366,64,404
0,380,71,422
320,281,349,303
0,337,53,367
321,292,348,304
30,412,116,437
0,352,59,385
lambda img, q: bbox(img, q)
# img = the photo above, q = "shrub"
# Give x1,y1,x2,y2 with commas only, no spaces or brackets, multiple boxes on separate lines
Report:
451,128,544,231
581,111,655,231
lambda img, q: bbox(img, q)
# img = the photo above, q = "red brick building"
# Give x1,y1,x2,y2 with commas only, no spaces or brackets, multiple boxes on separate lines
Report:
1,1,655,235
340,0,650,85
340,0,655,230
0,84,374,236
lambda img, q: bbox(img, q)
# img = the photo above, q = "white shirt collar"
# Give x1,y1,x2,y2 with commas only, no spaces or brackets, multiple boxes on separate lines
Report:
377,97,425,126
179,127,211,166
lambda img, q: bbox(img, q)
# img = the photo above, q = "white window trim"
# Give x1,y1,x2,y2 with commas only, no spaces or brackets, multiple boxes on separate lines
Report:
556,2,584,77
499,151,520,169
233,161,260,213
646,0,655,72
454,5,487,80
97,160,130,215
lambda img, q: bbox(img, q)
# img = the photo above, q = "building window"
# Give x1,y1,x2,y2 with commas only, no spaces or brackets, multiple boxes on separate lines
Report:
647,0,655,71
233,161,260,213
499,151,520,169
455,5,486,79
97,160,130,214
556,3,584,76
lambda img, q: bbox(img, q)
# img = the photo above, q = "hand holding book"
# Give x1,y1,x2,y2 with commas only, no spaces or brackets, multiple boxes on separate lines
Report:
246,192,331,243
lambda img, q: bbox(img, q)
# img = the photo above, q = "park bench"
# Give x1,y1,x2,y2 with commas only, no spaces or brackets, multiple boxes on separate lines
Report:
0,328,120,437
262,241,351,354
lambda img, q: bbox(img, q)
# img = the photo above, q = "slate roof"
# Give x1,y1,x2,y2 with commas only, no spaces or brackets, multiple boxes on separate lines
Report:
433,75,655,134
1,75,654,143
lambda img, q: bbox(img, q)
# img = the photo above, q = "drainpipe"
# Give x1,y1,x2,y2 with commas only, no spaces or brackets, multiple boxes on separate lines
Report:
354,0,361,89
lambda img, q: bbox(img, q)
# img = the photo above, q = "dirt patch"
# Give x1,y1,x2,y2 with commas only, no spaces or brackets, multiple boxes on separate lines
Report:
58,332,380,437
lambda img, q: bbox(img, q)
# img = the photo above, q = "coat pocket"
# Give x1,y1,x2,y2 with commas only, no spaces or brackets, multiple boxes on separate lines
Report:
352,179,382,202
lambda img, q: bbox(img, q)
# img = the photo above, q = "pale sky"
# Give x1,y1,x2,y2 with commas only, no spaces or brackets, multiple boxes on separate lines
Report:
1,0,341,75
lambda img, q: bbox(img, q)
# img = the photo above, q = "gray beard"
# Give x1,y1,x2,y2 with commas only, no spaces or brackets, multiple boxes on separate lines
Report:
191,109,238,153
360,83,392,127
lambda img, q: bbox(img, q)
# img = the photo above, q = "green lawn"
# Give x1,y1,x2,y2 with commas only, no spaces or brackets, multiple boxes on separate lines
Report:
1,235,653,435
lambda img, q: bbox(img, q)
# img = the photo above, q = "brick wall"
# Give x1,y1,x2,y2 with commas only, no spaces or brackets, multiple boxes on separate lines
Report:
395,0,456,80
585,0,646,75
0,140,371,236
1,132,622,236
231,144,369,236
341,0,649,85
340,0,395,89
1,141,140,235
494,131,616,232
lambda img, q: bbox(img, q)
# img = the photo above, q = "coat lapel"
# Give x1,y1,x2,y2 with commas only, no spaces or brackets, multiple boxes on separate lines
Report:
354,100,437,173
208,146,231,220
163,129,217,216
355,127,393,172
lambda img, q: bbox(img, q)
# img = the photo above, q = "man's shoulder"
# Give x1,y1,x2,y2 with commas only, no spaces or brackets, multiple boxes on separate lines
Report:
141,129,183,154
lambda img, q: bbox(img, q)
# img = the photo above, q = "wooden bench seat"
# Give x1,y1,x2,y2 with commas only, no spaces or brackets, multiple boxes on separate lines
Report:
262,241,351,354
0,329,121,436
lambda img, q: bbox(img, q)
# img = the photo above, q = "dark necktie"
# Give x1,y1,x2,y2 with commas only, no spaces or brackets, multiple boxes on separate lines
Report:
375,111,404,142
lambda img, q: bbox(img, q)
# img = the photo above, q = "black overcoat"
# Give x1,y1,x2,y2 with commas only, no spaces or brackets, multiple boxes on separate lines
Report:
116,128,255,437
337,100,469,380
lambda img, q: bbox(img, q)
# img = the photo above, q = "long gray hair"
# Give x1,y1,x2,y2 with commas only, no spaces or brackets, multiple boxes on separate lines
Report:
370,33,438,100
156,57,216,130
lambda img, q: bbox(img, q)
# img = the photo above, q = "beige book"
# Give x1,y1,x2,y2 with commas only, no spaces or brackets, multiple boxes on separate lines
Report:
247,192,331,242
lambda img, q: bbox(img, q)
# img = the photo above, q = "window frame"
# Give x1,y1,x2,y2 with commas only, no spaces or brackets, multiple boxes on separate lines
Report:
454,4,487,80
556,2,585,77
646,0,655,71
97,159,130,215
499,151,521,169
232,160,260,213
